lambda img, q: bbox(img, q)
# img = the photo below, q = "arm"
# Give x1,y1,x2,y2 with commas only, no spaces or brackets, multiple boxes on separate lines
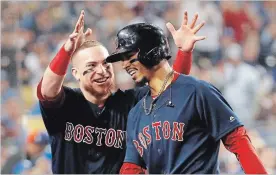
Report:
38,46,70,101
167,11,206,75
37,46,70,105
222,126,267,174
37,10,92,102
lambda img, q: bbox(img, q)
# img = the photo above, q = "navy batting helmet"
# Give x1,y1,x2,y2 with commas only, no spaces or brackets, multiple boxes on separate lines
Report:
106,23,171,68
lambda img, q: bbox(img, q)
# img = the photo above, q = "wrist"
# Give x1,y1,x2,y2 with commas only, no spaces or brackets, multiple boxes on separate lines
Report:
62,43,74,56
178,47,192,53
49,45,72,76
178,48,192,54
64,43,75,55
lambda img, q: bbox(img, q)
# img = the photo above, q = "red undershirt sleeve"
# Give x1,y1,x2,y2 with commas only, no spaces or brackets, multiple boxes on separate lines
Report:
172,50,192,75
120,162,146,174
222,126,267,174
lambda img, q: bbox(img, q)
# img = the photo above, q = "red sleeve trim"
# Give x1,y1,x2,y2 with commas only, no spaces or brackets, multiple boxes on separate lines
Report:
37,78,46,101
36,78,65,108
222,126,267,174
172,50,192,75
120,162,146,174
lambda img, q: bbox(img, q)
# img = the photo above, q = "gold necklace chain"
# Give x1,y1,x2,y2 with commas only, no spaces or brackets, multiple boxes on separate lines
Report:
142,70,174,115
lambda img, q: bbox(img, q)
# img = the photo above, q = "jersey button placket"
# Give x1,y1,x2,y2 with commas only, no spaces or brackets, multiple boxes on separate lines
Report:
152,110,157,118
151,109,162,169
157,148,162,154
96,153,100,158
152,108,166,173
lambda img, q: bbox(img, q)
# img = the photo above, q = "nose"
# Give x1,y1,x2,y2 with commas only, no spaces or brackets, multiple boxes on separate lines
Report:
96,64,107,75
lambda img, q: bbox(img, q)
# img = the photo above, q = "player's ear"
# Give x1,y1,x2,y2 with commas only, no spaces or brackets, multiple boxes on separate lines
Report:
71,67,80,81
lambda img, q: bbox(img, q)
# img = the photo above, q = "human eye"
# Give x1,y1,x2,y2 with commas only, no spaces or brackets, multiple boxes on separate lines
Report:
86,63,96,68
102,60,110,68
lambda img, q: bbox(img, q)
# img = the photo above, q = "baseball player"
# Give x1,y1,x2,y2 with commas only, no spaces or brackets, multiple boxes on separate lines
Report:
36,11,205,174
106,21,268,174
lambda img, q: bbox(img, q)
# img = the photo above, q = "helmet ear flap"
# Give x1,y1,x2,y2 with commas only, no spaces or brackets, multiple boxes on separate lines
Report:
138,46,170,68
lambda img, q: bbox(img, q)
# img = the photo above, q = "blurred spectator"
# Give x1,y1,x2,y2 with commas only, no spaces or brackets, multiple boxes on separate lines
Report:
1,130,49,174
182,1,223,64
1,70,18,104
221,1,255,44
162,1,181,57
1,30,18,88
1,95,24,148
260,22,276,71
21,145,52,174
222,43,261,128
95,2,124,51
261,1,276,30
243,30,260,65
127,2,167,33
256,87,276,122
259,146,276,174
24,40,50,86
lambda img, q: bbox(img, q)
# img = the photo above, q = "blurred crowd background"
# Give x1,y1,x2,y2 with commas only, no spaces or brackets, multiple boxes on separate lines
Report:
1,1,276,174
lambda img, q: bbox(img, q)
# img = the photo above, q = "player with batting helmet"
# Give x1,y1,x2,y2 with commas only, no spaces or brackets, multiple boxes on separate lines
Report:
108,14,268,174
36,10,205,174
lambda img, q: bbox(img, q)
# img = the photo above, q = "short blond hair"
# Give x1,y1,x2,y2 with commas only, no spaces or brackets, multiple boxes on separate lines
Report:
71,40,104,63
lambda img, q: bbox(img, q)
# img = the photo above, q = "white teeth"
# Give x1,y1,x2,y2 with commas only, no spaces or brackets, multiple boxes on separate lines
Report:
94,77,108,83
128,70,136,76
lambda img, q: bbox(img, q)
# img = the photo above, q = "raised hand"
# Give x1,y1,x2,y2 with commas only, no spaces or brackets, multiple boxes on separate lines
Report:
166,11,206,52
64,10,92,54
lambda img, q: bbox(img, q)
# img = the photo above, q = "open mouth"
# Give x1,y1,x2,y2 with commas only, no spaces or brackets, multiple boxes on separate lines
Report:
93,77,110,84
126,68,137,76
